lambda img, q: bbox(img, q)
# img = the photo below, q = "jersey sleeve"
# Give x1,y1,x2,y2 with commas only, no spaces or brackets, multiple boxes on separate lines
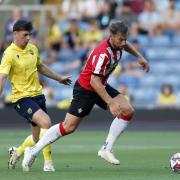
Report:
0,51,13,75
92,53,109,77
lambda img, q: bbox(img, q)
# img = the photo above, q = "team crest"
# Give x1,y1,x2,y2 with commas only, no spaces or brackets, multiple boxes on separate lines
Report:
29,50,34,55
27,108,32,114
17,104,20,109
78,108,83,114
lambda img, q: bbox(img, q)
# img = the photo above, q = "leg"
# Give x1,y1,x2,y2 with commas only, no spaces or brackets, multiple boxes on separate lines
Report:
98,94,134,165
8,129,55,171
22,113,82,171
40,129,55,172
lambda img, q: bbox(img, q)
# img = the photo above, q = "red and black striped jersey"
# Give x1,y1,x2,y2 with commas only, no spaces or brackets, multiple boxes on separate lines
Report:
77,37,123,91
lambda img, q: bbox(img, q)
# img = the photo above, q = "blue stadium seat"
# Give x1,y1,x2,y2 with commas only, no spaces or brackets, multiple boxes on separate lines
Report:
133,88,158,108
172,35,180,46
53,86,73,101
128,35,150,46
139,74,157,87
150,36,170,46
146,47,180,59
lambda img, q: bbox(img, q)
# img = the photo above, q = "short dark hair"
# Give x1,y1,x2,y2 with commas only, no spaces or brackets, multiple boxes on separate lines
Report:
13,19,33,32
109,20,128,35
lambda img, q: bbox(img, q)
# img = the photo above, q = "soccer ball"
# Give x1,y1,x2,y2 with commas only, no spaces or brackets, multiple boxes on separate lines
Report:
170,153,180,173
8,146,17,156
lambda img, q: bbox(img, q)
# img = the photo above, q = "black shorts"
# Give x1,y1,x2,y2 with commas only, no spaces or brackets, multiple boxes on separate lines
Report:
13,94,47,126
68,81,120,117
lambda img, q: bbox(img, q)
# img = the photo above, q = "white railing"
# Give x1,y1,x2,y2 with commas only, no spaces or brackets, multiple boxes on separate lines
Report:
0,5,59,27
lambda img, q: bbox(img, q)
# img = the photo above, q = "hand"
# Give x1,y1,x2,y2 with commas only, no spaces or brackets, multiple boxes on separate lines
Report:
108,98,122,117
59,76,72,85
138,57,150,72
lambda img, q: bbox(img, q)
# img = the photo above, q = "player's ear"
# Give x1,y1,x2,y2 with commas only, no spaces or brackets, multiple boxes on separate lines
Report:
13,31,17,37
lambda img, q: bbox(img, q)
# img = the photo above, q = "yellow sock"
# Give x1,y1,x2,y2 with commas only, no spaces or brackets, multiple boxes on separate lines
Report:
17,135,35,156
40,129,52,161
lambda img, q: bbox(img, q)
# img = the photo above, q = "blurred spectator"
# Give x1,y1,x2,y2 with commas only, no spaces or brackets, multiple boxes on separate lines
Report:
61,0,100,20
43,48,59,65
83,19,103,44
48,39,81,76
4,7,25,43
63,18,84,49
108,0,118,19
128,0,145,14
131,0,161,35
96,2,113,30
157,84,177,108
115,1,137,26
44,16,61,51
153,0,169,11
159,0,180,35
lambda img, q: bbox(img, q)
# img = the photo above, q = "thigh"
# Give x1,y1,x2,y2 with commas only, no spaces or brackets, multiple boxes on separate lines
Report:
68,82,97,117
96,84,120,110
14,97,41,125
32,108,51,129
63,112,82,133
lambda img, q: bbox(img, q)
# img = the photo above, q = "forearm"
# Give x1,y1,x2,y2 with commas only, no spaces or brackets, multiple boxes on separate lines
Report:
38,64,62,81
90,75,113,105
124,41,143,58
0,73,7,96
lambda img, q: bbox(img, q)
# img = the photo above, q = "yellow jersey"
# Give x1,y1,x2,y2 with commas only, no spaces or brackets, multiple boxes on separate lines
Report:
157,94,177,106
0,43,43,102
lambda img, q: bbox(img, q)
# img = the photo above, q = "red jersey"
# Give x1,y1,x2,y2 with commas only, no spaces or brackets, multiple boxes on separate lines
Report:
77,37,123,91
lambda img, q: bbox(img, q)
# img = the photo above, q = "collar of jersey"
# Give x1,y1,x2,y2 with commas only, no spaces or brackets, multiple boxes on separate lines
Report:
11,43,29,52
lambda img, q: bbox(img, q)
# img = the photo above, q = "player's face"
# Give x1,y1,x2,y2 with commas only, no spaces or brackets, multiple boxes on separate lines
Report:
110,32,127,49
14,30,31,49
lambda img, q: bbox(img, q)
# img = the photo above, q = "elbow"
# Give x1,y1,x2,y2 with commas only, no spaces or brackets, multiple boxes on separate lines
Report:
90,75,96,87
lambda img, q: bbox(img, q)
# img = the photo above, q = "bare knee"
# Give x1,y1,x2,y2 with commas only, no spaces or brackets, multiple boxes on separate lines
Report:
41,119,51,129
62,113,81,135
63,122,77,134
121,106,135,121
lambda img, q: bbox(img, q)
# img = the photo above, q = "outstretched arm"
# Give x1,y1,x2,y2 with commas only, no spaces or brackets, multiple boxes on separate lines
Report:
37,64,72,85
0,73,7,95
124,41,150,72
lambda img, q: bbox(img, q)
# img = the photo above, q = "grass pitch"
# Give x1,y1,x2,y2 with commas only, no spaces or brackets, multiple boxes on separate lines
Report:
0,130,180,180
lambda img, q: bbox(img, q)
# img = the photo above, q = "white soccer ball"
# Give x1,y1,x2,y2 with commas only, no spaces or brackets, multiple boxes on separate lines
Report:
8,146,17,156
170,153,180,173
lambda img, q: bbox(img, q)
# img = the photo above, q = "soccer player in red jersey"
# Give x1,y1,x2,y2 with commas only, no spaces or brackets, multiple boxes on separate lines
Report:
22,20,149,170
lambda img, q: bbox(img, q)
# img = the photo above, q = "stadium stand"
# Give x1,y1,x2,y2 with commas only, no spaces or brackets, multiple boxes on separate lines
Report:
0,0,180,109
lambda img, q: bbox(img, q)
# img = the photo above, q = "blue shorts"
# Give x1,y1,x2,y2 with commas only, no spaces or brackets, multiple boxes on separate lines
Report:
13,95,47,126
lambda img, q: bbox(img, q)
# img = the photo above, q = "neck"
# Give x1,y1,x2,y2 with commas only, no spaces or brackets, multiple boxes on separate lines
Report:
14,41,26,49
109,38,116,49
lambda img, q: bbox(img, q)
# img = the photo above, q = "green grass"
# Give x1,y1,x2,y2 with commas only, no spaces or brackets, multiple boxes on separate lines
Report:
0,130,180,180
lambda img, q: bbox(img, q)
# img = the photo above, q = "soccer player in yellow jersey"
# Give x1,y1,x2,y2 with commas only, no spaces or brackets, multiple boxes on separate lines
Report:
0,20,71,171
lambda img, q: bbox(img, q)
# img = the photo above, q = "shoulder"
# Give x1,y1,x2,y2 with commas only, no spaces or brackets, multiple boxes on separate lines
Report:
27,43,38,50
93,39,110,56
2,46,14,58
27,43,39,54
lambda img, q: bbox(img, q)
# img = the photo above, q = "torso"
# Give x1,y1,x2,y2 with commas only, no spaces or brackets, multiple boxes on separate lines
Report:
78,37,122,91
